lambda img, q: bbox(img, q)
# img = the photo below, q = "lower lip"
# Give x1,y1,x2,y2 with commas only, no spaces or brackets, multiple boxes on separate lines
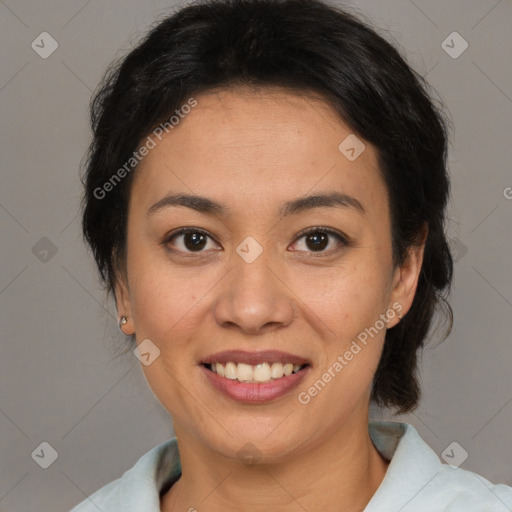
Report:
201,365,310,403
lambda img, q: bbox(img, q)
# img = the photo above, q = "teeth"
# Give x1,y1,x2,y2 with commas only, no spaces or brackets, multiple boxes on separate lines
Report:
270,362,284,379
215,362,225,377
237,363,253,382
253,363,271,382
209,361,305,383
225,361,237,380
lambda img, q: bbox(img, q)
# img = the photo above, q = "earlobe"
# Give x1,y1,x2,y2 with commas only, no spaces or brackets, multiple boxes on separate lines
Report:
118,315,131,335
114,273,135,335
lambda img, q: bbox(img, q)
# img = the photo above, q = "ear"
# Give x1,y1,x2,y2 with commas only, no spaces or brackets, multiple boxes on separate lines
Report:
113,264,135,336
387,224,428,329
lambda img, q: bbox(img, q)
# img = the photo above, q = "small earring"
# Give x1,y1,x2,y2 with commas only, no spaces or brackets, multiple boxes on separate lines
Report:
119,316,128,333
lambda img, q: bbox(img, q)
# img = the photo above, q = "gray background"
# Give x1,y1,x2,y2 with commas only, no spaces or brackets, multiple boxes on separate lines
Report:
0,0,511,511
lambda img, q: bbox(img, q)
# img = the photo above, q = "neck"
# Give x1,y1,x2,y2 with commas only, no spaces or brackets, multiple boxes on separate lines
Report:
161,413,389,512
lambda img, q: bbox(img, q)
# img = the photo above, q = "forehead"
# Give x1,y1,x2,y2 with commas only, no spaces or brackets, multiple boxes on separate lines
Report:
130,86,387,219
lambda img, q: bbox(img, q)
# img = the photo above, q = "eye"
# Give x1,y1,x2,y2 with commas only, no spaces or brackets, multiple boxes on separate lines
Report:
163,228,220,253
290,227,348,254
163,226,348,255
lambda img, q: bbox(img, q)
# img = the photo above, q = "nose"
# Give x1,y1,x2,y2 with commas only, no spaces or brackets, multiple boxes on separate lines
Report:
212,246,295,335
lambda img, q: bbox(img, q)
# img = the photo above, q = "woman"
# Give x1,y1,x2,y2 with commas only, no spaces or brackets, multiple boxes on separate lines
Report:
71,0,512,510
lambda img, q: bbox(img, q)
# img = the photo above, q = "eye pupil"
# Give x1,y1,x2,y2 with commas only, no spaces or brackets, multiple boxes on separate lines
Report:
306,232,328,251
184,232,207,251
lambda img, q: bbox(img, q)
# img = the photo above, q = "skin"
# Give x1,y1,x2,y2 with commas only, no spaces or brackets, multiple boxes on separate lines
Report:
115,86,426,512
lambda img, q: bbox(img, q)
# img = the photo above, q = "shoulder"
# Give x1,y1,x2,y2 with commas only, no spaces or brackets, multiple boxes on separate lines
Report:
428,464,512,511
69,438,180,512
69,477,123,512
367,420,512,511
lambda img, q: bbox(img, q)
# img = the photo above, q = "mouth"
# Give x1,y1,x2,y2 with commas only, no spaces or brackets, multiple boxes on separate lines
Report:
202,361,308,383
200,350,311,403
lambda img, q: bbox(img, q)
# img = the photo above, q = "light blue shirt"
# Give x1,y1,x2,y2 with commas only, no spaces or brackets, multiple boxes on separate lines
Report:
70,420,512,511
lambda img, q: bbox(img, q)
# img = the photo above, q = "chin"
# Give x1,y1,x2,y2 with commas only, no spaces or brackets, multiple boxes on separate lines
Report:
199,419,307,464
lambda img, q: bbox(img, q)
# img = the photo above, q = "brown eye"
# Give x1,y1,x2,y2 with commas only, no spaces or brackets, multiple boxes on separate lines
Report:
291,228,347,254
182,232,208,251
164,228,220,253
304,231,329,251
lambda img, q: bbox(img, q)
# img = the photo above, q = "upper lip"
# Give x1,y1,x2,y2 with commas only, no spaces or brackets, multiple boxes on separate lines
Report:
201,350,310,366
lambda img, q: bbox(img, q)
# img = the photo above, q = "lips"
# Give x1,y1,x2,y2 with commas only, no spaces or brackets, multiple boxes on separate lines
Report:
200,350,311,403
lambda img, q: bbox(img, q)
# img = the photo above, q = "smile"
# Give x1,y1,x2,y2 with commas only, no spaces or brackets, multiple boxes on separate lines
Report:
200,350,311,403
205,362,307,383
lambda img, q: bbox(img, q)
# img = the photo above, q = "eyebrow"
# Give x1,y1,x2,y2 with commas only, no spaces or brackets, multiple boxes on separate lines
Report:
147,191,365,218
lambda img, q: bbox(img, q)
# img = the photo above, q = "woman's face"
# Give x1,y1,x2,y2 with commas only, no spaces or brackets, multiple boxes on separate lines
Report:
116,87,423,461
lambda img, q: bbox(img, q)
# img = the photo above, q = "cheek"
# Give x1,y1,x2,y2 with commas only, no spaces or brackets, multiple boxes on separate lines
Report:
129,270,201,343
124,229,204,333
297,279,389,421
297,258,391,387
126,265,213,420
297,257,390,333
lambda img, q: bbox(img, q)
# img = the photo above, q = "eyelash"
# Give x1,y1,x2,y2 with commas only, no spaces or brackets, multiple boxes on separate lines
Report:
162,226,348,256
